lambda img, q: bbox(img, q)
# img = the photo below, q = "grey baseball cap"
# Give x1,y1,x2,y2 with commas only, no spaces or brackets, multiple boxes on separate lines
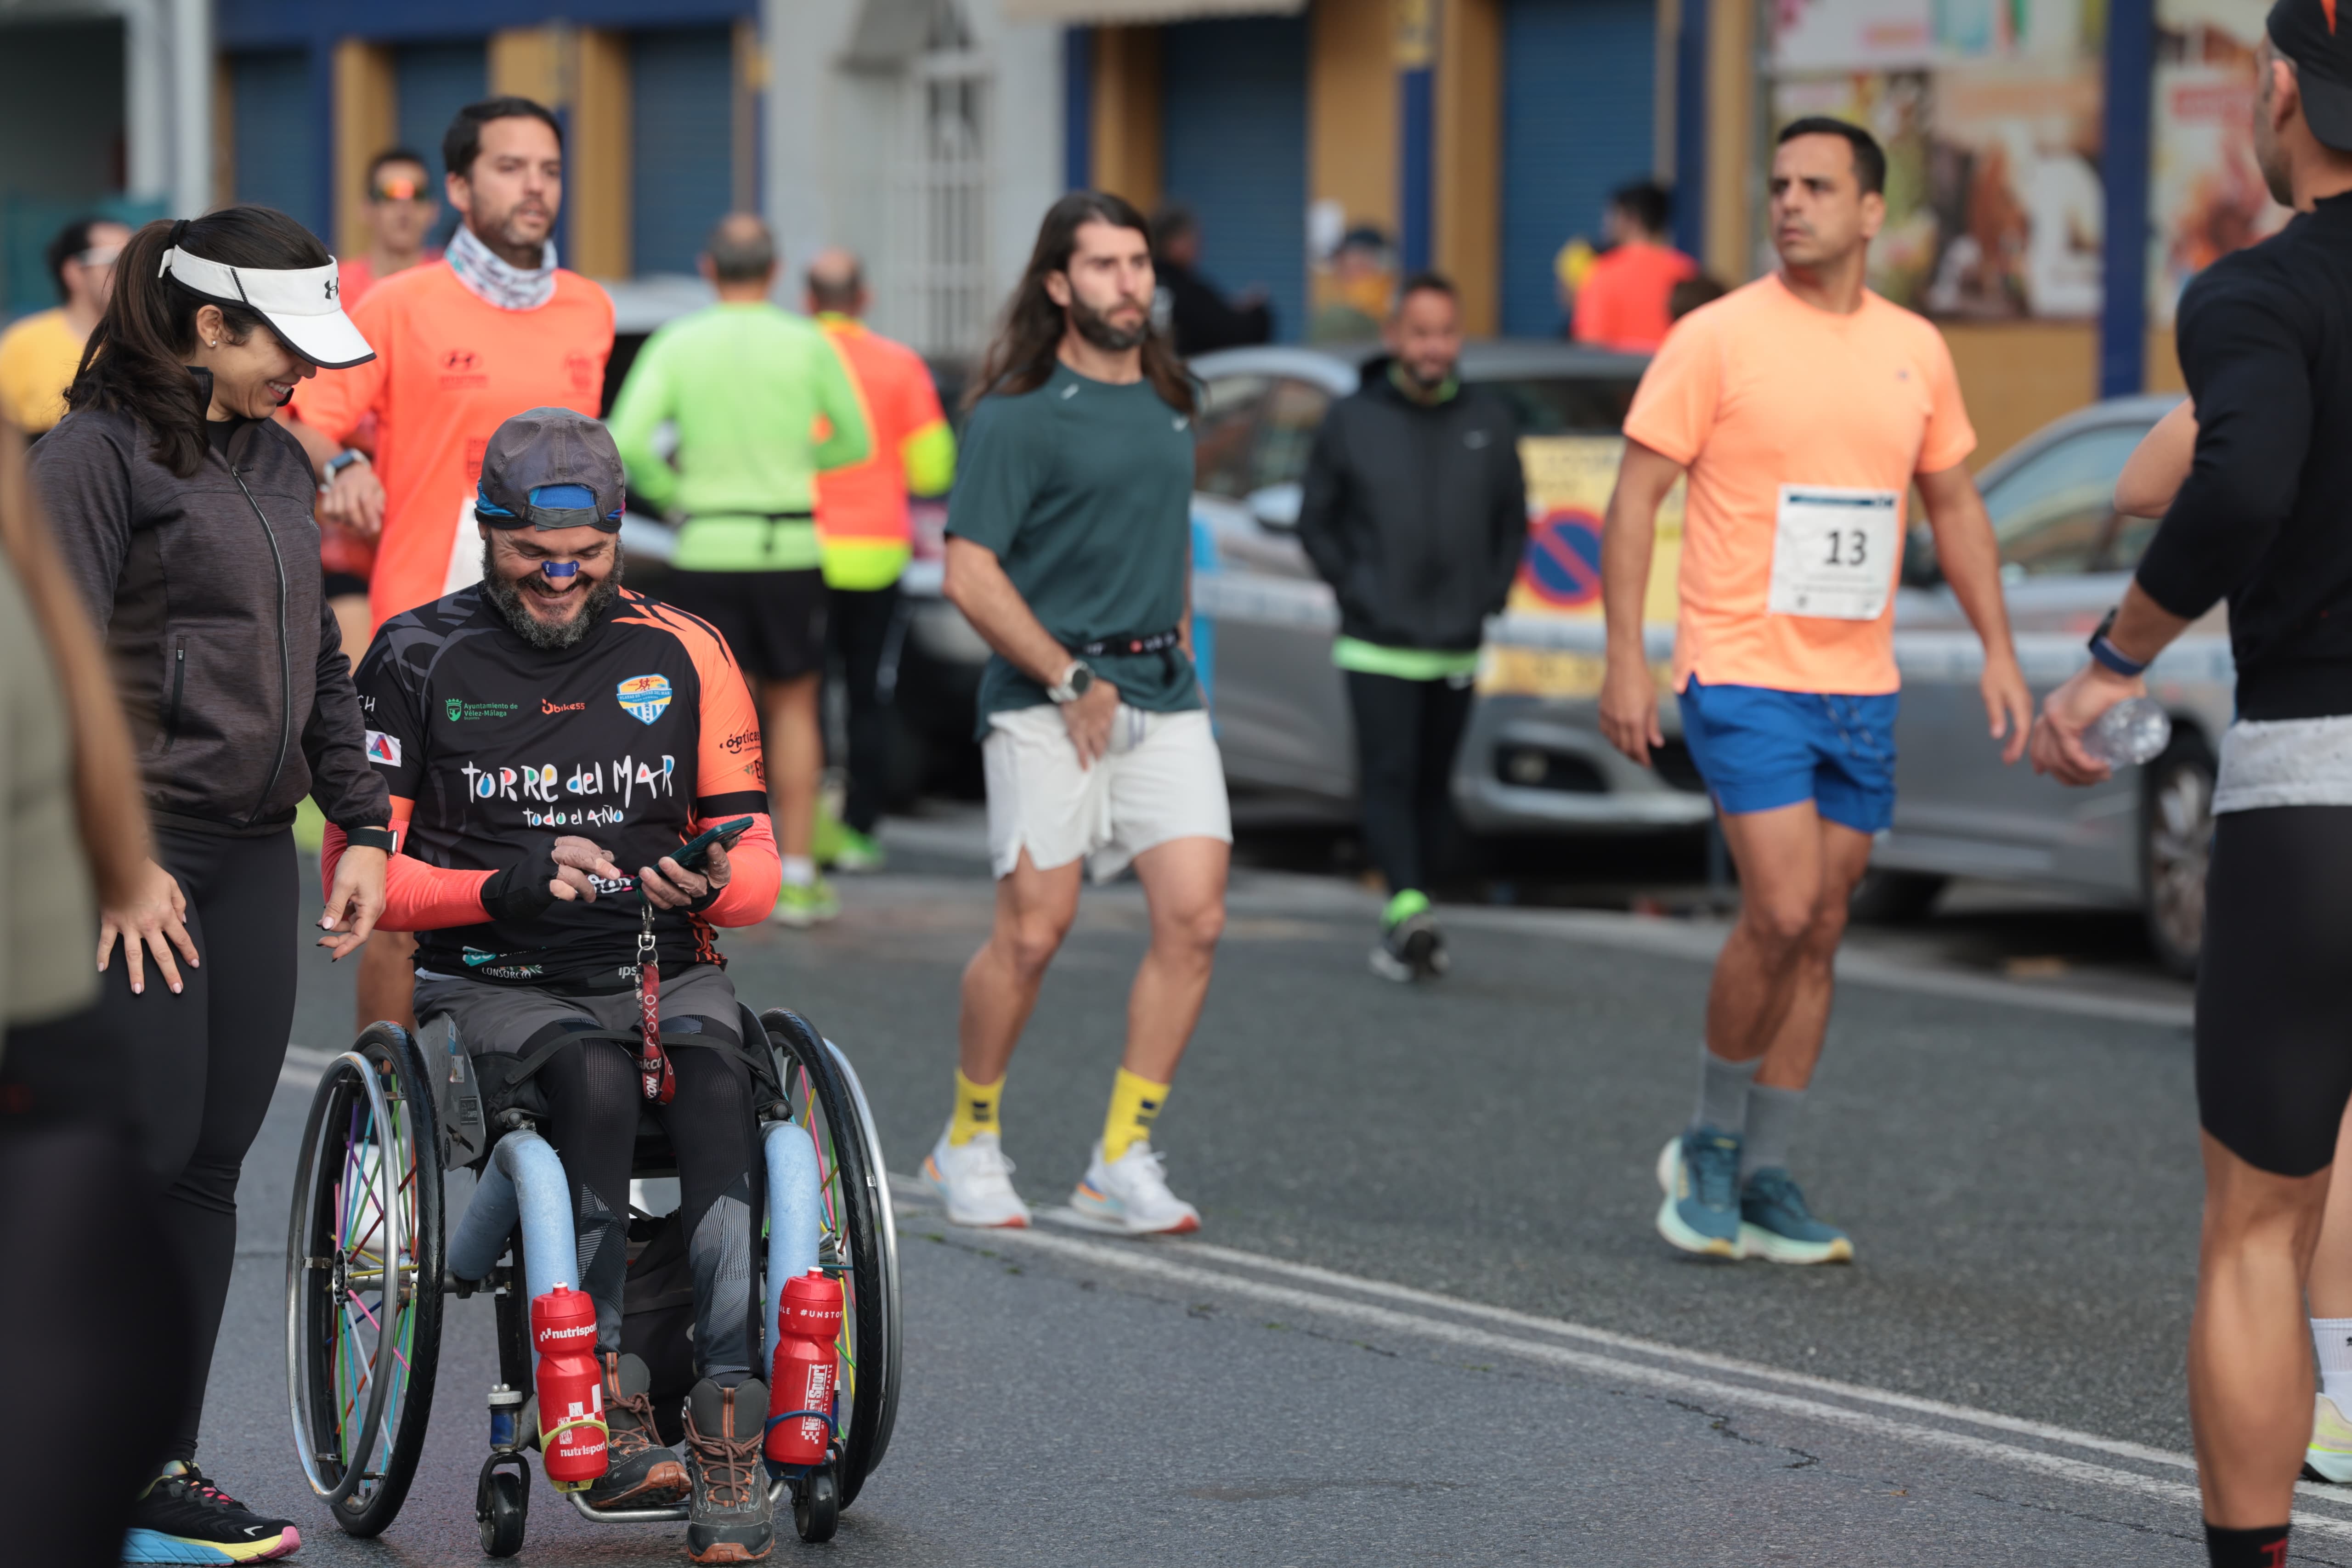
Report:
474,408,626,532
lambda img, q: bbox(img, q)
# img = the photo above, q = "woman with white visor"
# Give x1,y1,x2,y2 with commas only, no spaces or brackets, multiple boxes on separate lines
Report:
31,207,391,1564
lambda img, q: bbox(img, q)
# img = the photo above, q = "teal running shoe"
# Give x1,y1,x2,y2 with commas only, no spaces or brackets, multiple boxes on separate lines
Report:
1654,1128,1741,1257
1737,1167,1854,1264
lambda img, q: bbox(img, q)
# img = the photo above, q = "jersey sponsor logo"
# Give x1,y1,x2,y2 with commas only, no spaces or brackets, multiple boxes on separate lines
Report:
365,730,402,766
718,726,759,755
459,754,677,807
543,697,587,715
566,351,598,392
616,674,673,725
445,697,520,722
442,349,478,372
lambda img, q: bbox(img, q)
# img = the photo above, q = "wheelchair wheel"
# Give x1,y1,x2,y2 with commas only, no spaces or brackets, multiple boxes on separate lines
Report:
763,1009,901,1508
286,1023,445,1536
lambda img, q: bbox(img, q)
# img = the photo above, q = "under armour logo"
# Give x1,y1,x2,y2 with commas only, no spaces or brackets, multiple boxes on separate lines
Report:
325,277,338,300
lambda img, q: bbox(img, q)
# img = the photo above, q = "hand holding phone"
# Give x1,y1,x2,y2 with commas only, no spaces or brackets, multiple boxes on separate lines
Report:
669,816,755,873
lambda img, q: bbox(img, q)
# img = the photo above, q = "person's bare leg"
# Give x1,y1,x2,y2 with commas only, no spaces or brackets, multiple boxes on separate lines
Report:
1751,819,1876,1091
2190,1131,2330,1527
2307,1099,2352,1316
957,852,1083,1087
1120,836,1230,1083
355,931,418,1036
761,674,823,862
1704,802,1829,1069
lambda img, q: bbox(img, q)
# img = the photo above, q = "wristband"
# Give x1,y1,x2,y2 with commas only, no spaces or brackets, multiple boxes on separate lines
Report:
345,826,396,854
480,847,563,925
2086,608,2148,678
320,448,368,495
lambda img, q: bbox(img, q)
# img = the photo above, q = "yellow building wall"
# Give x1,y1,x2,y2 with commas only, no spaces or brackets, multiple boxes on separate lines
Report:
486,25,631,280
1091,27,1163,212
1702,0,1756,283
1434,0,1502,335
333,41,396,261
1940,321,2099,468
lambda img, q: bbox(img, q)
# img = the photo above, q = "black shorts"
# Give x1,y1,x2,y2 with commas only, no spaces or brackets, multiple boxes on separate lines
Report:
664,568,826,682
2195,805,2352,1175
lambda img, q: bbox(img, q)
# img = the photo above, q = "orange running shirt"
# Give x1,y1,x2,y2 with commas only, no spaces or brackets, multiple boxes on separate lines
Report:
1623,273,1975,696
291,260,613,628
813,316,954,589
1572,242,1699,352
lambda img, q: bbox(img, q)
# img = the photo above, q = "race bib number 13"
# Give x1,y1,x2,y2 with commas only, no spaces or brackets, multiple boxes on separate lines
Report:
1767,485,1900,621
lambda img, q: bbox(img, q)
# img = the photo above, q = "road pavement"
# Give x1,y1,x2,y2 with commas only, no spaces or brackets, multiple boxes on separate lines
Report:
187,818,2345,1565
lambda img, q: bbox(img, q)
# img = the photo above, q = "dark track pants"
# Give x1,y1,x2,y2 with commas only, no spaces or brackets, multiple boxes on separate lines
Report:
1346,669,1476,896
829,581,904,835
92,825,299,1462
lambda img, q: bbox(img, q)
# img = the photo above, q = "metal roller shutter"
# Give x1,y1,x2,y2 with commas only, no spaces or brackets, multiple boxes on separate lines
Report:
1500,0,1657,338
631,28,736,277
232,51,323,239
1160,15,1308,345
395,43,487,251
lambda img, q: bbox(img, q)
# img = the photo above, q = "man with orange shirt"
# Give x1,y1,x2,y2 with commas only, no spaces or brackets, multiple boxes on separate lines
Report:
806,248,956,871
1597,118,2030,1264
287,95,615,1031
1571,181,1699,352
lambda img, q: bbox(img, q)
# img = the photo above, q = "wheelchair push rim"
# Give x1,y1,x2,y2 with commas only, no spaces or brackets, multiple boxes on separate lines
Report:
285,1025,443,1528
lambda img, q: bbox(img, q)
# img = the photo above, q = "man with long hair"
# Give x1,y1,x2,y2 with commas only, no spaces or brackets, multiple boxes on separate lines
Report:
923,192,1230,1234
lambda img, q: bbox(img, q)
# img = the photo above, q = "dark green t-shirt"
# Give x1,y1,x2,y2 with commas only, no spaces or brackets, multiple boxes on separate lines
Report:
946,361,1200,736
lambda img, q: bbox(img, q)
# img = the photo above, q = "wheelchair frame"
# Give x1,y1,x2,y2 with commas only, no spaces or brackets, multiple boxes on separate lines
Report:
284,1007,900,1556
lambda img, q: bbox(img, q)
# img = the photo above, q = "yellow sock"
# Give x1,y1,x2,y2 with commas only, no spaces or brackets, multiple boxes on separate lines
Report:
948,1069,1002,1146
1101,1068,1170,1164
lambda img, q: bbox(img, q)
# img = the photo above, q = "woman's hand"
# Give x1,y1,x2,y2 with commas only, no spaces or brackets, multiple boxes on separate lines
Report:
98,858,197,996
317,845,387,960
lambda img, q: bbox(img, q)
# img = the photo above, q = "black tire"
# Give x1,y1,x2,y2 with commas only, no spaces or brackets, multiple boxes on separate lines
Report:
795,1464,841,1543
2142,731,2215,979
287,1024,446,1537
1848,868,1947,924
476,1460,529,1557
763,1008,901,1509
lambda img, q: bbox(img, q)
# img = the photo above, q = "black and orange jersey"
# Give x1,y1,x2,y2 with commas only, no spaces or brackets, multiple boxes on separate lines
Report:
354,583,772,988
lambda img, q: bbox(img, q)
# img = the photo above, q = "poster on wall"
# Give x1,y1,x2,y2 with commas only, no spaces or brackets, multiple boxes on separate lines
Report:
2148,0,2287,328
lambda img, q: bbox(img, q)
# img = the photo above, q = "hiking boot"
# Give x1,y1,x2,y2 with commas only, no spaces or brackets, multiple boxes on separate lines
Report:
584,1352,687,1509
683,1377,773,1563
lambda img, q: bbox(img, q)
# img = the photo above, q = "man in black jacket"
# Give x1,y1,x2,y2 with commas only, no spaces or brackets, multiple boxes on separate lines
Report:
1297,273,1526,979
1151,206,1272,357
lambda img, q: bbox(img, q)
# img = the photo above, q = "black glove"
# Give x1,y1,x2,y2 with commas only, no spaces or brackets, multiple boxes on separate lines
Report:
479,845,563,925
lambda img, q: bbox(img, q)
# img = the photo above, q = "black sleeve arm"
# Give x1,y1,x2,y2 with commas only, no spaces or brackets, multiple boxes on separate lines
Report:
28,419,136,635
2134,272,2312,620
1486,425,1531,615
1294,412,1351,590
301,596,392,831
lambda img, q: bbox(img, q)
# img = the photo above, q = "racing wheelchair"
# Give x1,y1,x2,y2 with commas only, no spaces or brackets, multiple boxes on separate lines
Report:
283,1005,901,1556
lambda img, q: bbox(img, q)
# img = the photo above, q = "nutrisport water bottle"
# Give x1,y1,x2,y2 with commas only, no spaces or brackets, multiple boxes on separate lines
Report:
531,1285,609,1490
765,1270,842,1466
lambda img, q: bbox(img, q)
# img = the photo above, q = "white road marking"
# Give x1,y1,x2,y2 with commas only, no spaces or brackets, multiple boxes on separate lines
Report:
896,1183,2352,1530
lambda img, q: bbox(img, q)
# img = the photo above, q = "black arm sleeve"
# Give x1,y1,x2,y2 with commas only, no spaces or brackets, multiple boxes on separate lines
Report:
2133,268,2312,620
27,418,136,635
1485,426,1530,615
1294,410,1352,591
302,597,392,831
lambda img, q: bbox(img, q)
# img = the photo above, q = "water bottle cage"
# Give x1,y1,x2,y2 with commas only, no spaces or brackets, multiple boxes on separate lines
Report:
762,1408,838,1437
539,1413,612,1491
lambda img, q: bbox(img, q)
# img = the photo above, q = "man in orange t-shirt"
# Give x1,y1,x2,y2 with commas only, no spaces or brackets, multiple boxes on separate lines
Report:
1595,119,2030,1266
806,249,956,869
1571,180,1699,351
287,95,614,1035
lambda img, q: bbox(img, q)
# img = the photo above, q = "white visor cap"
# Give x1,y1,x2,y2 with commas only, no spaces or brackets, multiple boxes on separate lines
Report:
161,247,375,370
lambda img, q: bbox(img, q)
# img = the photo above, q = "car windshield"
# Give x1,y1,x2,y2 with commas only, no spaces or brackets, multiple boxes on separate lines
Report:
1981,422,2154,577
1473,375,1640,435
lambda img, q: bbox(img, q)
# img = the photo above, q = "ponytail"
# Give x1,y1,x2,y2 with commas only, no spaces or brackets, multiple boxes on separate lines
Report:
66,206,330,477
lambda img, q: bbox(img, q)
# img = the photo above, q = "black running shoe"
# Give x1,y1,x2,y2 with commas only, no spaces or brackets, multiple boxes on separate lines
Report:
683,1377,773,1563
1371,891,1447,983
584,1352,688,1509
124,1463,301,1562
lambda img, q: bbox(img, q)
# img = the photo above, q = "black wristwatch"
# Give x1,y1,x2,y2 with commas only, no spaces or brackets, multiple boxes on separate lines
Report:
2086,608,2148,678
1046,661,1096,704
345,825,396,854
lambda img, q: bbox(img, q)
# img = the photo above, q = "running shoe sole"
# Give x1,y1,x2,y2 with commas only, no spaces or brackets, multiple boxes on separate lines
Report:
1368,944,1415,982
1653,1137,1739,1258
686,1539,773,1565
123,1528,301,1565
1070,1181,1201,1235
920,1154,1031,1228
1736,1221,1854,1265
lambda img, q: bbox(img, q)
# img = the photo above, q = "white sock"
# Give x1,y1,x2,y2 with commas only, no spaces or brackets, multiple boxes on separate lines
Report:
2315,1317,2352,1406
781,855,815,887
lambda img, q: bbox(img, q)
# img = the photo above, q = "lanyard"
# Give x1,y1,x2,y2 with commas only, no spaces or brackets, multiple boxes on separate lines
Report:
632,899,675,1104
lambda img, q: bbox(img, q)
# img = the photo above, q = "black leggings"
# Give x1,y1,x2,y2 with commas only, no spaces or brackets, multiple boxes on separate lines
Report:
2197,805,2352,1176
537,1037,762,1382
1345,669,1476,896
91,826,298,1462
829,581,904,835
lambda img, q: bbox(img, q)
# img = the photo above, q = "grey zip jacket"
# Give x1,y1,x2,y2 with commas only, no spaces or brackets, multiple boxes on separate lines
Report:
33,372,391,836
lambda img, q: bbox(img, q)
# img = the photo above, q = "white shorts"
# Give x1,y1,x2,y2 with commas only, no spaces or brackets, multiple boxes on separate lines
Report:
983,703,1232,882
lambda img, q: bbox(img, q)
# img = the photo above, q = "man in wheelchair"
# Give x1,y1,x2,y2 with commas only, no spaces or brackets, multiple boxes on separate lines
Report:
321,409,789,1562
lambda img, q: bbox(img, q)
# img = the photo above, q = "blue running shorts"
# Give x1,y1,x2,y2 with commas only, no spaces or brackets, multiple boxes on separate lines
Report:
1675,678,1899,833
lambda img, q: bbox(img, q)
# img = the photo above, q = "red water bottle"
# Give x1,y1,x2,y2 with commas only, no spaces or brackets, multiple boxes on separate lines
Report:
764,1270,842,1466
531,1285,608,1489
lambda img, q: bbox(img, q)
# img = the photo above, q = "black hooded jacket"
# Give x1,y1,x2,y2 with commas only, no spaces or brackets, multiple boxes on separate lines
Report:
1295,367,1528,654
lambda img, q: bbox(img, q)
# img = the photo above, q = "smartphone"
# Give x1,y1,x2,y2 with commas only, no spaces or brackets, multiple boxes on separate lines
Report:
668,815,755,873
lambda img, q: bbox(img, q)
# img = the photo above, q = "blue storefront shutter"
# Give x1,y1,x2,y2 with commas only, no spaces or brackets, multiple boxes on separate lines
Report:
395,41,487,250
232,51,324,240
1160,15,1308,345
1501,0,1658,338
632,28,736,277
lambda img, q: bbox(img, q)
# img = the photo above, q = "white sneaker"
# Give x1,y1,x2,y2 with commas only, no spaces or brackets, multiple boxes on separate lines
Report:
2311,1392,2352,1483
1070,1140,1201,1235
921,1127,1031,1228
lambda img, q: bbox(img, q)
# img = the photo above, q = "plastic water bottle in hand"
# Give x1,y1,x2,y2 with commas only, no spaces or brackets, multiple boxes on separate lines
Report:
2081,696,2171,769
